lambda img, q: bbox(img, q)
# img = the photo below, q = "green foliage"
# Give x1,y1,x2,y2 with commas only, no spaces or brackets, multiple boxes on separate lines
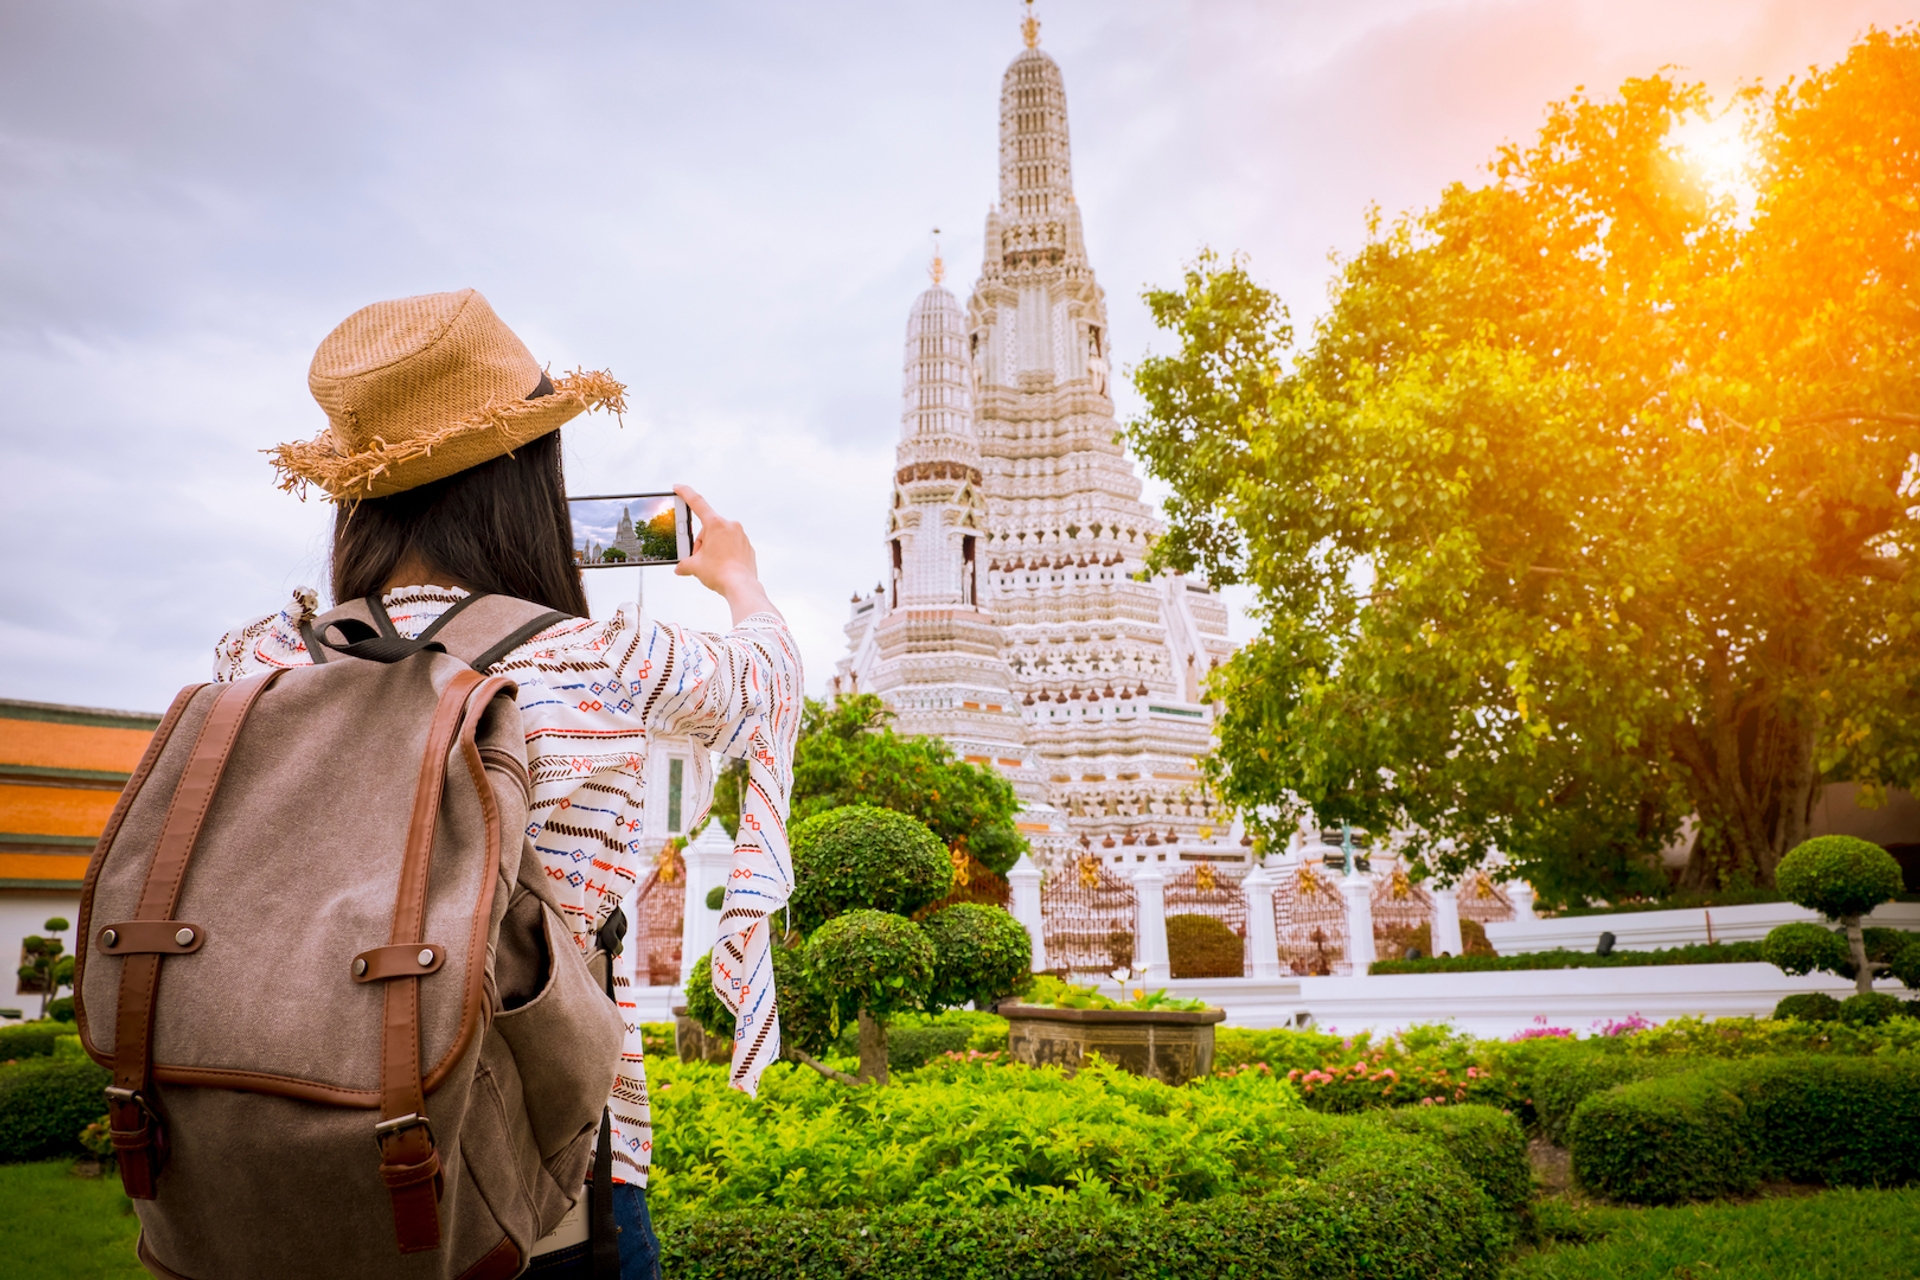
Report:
1166,912,1245,978
804,910,936,1028
15,920,72,1015
1773,992,1843,1023
1126,32,1920,897
1777,836,1907,921
1523,1048,1695,1147
1374,941,1763,975
1763,921,1852,976
0,1021,70,1062
1569,1070,1756,1203
1504,1189,1920,1280
919,904,1032,1012
657,1154,1508,1280
828,1011,1004,1072
44,999,74,1024
789,805,952,933
1837,991,1908,1026
0,1054,112,1162
1892,936,1920,989
1019,974,1209,1012
703,884,724,911
1568,1055,1920,1203
793,696,1026,874
1369,1104,1533,1218
685,945,837,1061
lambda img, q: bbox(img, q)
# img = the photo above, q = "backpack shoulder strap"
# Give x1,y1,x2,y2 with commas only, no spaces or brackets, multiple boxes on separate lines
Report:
311,594,569,673
419,595,569,672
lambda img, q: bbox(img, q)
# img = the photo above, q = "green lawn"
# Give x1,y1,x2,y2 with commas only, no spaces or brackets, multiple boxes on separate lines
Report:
1507,1188,1920,1280
0,1161,144,1280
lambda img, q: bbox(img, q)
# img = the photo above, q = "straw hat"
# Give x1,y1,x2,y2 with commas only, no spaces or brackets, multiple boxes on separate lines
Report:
268,288,626,500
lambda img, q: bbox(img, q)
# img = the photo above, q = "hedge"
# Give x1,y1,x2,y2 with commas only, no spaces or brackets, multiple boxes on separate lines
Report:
1368,1105,1532,1218
0,1052,111,1162
1371,941,1763,975
1568,1055,1920,1203
657,1127,1511,1280
0,1020,70,1062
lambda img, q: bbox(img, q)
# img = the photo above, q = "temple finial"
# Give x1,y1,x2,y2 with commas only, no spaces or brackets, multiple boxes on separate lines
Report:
929,227,944,284
1021,0,1040,48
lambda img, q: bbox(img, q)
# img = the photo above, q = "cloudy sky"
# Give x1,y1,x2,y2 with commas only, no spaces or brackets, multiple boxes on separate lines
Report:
1,0,1910,713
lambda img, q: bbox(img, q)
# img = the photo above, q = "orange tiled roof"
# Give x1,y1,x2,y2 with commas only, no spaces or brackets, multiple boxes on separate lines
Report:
0,699,159,889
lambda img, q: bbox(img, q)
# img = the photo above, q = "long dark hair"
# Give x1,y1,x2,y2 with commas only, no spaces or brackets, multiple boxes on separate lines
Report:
330,427,589,617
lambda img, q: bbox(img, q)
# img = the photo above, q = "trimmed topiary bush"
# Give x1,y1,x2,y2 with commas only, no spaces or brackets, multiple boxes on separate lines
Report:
805,910,937,1082
0,1053,112,1161
1838,991,1907,1026
686,944,837,1062
1771,836,1907,996
1523,1045,1694,1146
1761,921,1851,976
655,1125,1512,1280
788,806,952,933
0,1020,69,1062
1167,913,1246,978
1568,1055,1920,1203
1568,1069,1755,1203
1773,992,1843,1023
919,903,1032,1012
1370,1104,1532,1219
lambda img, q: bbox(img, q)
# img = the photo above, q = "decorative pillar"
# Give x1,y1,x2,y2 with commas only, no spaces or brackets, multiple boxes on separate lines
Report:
677,820,734,987
1134,863,1169,983
1007,852,1048,973
1342,867,1377,976
1430,882,1464,957
1509,878,1538,921
1243,862,1282,980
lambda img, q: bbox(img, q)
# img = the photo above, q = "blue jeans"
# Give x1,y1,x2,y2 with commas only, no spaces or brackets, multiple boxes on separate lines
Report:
522,1182,661,1280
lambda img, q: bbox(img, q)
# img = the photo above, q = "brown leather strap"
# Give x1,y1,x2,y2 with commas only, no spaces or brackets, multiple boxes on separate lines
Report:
351,942,446,983
456,1236,524,1280
97,921,206,955
76,681,204,1063
377,666,485,1254
110,671,284,1199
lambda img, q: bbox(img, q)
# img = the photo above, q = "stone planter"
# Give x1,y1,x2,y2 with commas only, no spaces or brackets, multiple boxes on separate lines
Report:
999,1002,1226,1086
670,1005,733,1065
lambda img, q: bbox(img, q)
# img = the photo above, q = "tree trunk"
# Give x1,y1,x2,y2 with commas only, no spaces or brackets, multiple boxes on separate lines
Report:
1843,915,1875,997
856,1010,889,1086
1672,672,1822,890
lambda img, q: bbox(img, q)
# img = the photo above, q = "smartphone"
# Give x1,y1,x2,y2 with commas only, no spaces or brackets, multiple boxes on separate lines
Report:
567,492,693,568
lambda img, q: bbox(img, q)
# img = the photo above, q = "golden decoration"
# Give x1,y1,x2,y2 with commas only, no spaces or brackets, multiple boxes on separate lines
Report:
1297,866,1323,898
1195,864,1217,894
1021,0,1040,48
1391,867,1412,900
655,842,682,885
950,843,971,888
1078,856,1100,889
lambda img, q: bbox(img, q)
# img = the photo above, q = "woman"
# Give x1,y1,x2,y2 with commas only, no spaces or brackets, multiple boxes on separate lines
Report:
217,288,802,1278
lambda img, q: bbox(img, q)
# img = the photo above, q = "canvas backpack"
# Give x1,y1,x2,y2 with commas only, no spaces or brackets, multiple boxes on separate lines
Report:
74,594,628,1280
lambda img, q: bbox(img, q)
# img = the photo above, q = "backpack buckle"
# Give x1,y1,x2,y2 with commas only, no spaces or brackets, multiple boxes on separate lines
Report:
373,1112,435,1151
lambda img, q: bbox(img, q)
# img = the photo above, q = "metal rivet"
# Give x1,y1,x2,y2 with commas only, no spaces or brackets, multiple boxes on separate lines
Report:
417,949,435,967
353,958,368,977
175,927,195,947
102,929,118,948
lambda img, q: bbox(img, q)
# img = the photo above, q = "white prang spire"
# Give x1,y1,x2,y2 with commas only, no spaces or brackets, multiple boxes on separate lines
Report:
840,22,1237,874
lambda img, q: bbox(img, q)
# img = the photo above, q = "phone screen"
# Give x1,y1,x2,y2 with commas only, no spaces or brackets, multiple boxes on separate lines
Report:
568,492,692,568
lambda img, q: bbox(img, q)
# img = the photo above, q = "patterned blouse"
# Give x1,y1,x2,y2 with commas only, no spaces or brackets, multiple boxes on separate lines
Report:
214,584,803,1185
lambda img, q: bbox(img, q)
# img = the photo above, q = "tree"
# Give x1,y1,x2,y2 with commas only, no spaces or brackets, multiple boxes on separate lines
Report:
688,805,1031,1084
16,917,71,1019
1127,30,1920,901
1763,835,1914,996
792,695,1027,874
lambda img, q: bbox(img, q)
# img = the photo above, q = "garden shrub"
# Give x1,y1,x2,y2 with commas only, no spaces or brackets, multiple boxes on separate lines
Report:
0,1020,69,1062
1838,991,1908,1026
918,903,1032,1010
1772,992,1842,1022
44,997,74,1023
788,805,952,932
1567,1069,1755,1203
805,909,937,1029
1568,1055,1920,1202
1371,940,1763,975
656,1126,1510,1280
1368,1104,1532,1218
1166,912,1245,978
1776,836,1906,921
0,1053,111,1162
1762,921,1852,976
1521,1044,1693,1145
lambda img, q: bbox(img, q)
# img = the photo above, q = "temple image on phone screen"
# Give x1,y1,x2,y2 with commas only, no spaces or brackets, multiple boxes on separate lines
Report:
570,494,678,567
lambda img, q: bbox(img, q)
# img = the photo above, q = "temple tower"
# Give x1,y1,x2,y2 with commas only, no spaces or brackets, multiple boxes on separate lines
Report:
840,16,1238,870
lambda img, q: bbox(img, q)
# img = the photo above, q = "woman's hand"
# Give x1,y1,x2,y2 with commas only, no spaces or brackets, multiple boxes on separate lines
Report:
674,485,781,624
